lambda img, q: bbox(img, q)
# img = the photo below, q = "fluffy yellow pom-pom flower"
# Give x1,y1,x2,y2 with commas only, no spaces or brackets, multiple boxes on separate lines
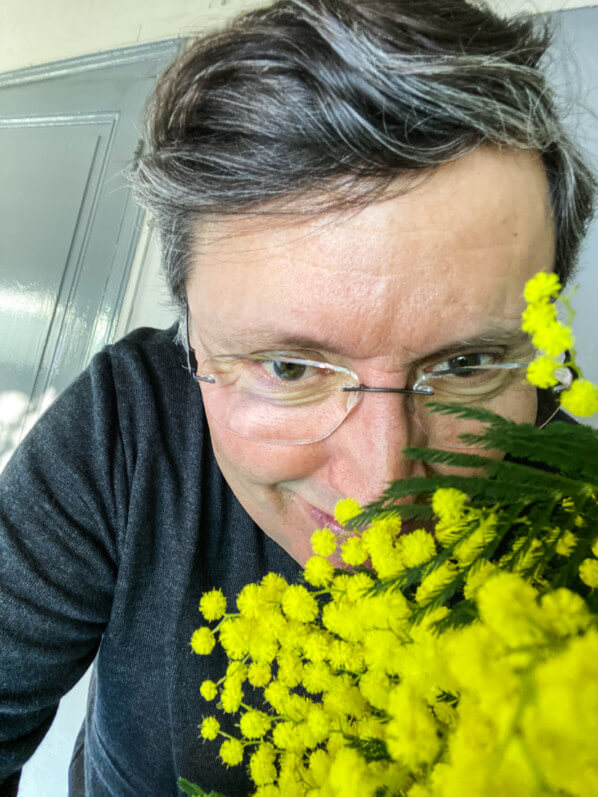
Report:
386,684,441,768
521,301,557,335
236,583,264,618
311,527,337,557
539,589,591,637
272,721,305,752
219,737,244,766
328,747,372,792
218,617,249,660
400,529,437,568
560,379,598,417
521,302,558,335
200,679,218,701
200,716,220,740
221,683,243,713
431,488,468,523
371,547,404,580
302,661,334,694
240,710,272,739
249,743,277,786
199,588,227,621
281,585,319,623
263,680,290,714
361,522,393,557
532,321,574,357
304,555,335,587
190,627,216,655
476,571,543,646
346,572,375,602
248,661,272,688
302,630,331,663
309,747,331,784
556,530,577,557
260,572,288,602
334,497,362,525
579,558,598,588
526,355,560,388
278,652,304,688
341,536,368,566
225,660,247,684
359,669,391,710
523,272,561,304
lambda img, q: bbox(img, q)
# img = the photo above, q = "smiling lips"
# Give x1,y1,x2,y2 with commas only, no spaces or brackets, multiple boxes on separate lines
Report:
303,500,347,535
302,496,434,540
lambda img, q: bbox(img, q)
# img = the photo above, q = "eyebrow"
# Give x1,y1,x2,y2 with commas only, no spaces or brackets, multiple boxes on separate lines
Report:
216,326,531,363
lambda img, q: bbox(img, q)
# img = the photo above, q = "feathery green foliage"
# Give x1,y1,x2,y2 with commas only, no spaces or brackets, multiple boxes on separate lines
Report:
347,403,598,623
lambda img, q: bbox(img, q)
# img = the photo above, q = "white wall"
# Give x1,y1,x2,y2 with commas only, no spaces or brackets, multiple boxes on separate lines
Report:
2,0,597,73
0,0,268,73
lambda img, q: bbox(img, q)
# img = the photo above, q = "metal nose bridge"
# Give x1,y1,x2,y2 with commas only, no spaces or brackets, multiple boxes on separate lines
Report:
341,384,433,396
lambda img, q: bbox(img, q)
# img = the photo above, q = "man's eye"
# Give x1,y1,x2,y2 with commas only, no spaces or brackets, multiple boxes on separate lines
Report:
431,352,496,376
267,360,310,381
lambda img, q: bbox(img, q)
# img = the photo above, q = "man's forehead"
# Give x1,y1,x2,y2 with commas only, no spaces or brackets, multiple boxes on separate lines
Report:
198,317,531,364
193,147,553,251
189,147,554,365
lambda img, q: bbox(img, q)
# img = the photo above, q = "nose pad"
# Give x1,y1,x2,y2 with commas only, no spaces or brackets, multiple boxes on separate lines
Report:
404,392,418,416
401,392,433,445
345,388,362,415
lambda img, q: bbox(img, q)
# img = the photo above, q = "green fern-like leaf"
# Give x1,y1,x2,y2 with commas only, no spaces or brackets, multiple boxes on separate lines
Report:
431,600,478,632
344,734,390,763
424,402,598,482
346,403,597,532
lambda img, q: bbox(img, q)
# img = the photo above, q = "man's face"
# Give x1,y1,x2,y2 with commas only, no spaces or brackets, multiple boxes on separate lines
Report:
187,147,555,566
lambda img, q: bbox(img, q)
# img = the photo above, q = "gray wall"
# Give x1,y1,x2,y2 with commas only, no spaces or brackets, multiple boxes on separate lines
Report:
549,7,598,426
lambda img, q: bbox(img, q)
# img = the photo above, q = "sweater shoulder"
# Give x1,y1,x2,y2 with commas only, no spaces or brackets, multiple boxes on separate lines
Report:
103,323,184,373
93,323,190,410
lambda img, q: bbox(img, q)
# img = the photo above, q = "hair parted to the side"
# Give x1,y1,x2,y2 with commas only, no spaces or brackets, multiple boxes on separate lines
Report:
132,0,596,327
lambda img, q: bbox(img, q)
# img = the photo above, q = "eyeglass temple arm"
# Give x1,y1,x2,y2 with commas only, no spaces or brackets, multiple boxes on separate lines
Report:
342,385,433,395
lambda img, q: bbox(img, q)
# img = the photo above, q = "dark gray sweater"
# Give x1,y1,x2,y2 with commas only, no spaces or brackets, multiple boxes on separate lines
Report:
0,324,576,797
0,325,301,796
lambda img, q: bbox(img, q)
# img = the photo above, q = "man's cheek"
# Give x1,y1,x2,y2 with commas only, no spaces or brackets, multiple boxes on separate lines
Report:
209,424,324,483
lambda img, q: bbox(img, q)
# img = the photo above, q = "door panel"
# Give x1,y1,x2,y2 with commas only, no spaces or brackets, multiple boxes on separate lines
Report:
1,123,102,396
0,41,182,466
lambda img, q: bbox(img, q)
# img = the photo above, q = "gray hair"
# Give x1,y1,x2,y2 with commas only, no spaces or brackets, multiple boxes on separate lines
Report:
132,0,596,338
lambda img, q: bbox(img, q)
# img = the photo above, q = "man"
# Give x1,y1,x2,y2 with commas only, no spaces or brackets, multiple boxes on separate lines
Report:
0,0,594,794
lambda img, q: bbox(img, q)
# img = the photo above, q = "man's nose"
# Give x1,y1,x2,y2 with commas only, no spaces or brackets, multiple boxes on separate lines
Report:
324,391,428,506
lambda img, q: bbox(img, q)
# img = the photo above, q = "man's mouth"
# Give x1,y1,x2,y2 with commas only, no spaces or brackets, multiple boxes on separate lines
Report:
300,499,347,535
298,495,433,539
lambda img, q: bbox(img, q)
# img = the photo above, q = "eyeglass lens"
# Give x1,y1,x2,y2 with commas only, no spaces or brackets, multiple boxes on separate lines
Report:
195,354,538,447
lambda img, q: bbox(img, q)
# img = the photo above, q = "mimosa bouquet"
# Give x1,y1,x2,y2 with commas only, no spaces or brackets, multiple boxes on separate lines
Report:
181,273,598,797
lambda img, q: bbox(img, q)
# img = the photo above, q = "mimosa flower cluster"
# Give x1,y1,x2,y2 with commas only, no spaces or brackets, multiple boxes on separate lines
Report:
188,484,598,796
522,272,598,416
182,273,598,797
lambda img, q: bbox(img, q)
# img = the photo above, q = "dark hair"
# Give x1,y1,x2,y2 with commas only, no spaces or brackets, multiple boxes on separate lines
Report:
132,0,596,324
